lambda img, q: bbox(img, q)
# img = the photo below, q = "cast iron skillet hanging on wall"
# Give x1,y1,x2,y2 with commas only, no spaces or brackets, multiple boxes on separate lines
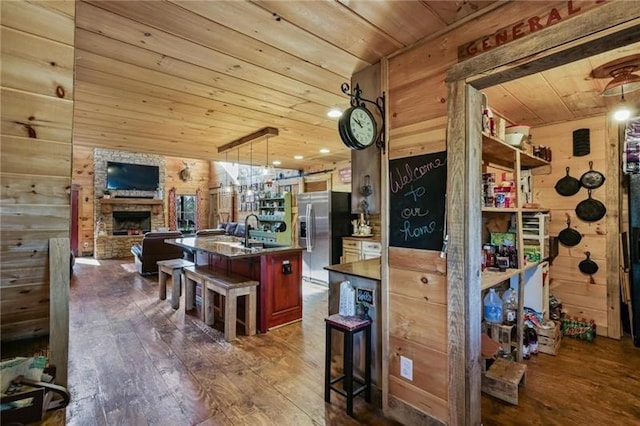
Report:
579,251,599,275
558,215,582,247
555,167,581,196
579,161,605,189
575,190,607,222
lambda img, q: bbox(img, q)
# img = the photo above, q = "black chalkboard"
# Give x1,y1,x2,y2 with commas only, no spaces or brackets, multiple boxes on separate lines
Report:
389,151,447,250
355,287,375,307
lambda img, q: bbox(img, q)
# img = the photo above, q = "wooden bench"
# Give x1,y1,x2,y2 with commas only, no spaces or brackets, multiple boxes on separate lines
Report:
157,259,194,309
184,266,259,341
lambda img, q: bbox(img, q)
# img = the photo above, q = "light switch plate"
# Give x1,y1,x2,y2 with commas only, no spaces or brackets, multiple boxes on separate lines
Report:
400,355,413,381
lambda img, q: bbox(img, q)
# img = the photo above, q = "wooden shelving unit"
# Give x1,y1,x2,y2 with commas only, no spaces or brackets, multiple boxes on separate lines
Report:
481,261,542,291
482,133,550,170
250,192,292,245
481,132,551,362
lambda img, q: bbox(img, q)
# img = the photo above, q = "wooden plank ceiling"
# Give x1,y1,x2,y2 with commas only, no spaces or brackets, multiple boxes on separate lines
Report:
73,0,497,169
485,41,640,127
73,1,638,170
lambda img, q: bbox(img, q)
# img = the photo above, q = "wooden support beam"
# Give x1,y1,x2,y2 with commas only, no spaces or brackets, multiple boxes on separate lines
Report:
217,127,279,153
606,117,621,339
49,237,70,387
446,80,482,425
448,2,640,85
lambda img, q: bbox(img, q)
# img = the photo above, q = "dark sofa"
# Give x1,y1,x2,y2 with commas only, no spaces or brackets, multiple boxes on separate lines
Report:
131,231,184,275
217,222,247,237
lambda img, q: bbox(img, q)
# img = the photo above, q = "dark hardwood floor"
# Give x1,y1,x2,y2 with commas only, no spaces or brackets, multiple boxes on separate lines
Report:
45,258,640,425
481,331,640,425
63,258,397,425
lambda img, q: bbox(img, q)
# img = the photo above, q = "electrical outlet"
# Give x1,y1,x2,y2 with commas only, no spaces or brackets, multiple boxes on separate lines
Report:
400,356,413,381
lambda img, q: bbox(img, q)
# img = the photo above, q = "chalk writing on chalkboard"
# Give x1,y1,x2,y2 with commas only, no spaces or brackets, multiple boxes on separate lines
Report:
355,288,375,307
389,151,447,250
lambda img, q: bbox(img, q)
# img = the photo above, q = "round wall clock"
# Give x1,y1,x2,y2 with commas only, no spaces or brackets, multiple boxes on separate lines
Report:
338,105,377,150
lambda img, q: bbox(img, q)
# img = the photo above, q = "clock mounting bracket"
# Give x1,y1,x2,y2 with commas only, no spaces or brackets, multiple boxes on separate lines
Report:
341,82,386,153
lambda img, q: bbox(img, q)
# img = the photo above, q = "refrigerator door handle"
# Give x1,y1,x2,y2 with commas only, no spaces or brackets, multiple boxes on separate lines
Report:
306,203,313,251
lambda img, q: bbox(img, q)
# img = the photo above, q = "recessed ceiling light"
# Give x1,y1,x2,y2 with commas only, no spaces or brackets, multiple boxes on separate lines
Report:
294,155,304,160
272,160,281,166
320,148,330,154
327,108,342,118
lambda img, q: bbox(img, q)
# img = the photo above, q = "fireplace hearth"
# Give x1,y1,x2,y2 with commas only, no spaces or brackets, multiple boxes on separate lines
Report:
113,211,151,235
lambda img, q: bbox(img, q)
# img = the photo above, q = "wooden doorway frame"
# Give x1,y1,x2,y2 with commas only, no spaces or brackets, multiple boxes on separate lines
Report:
445,4,640,424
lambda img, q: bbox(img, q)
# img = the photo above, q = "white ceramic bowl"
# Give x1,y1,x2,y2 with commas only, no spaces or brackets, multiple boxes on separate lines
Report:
505,133,524,147
506,125,530,136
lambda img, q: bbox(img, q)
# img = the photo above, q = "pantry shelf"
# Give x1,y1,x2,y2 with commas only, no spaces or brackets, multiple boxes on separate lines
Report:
482,268,521,290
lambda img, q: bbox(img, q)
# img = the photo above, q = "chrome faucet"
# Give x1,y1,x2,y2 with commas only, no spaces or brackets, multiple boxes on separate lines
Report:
244,214,260,247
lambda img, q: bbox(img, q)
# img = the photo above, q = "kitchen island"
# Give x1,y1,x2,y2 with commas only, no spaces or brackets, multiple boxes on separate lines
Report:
324,257,382,406
167,235,305,333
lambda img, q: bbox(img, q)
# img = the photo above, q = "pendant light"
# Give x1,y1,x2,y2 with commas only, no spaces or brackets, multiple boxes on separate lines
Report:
263,135,273,178
596,62,640,122
601,66,640,97
223,151,233,193
246,140,254,196
613,85,632,122
235,146,240,193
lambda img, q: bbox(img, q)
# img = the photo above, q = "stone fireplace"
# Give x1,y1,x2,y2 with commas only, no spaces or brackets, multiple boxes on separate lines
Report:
94,199,164,259
112,211,151,235
93,149,166,259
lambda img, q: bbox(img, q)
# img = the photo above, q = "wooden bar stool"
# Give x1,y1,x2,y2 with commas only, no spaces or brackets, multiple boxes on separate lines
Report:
324,314,372,416
157,258,194,309
183,266,207,317
184,266,259,340
203,272,258,341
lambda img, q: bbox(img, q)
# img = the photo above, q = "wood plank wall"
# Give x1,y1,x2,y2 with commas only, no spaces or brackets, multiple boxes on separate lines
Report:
164,157,210,230
1,0,75,341
384,1,615,423
72,145,95,255
531,117,610,335
386,121,448,423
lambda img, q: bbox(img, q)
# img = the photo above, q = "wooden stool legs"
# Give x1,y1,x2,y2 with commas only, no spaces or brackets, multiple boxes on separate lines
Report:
157,259,194,310
204,283,257,341
170,268,181,310
324,314,372,417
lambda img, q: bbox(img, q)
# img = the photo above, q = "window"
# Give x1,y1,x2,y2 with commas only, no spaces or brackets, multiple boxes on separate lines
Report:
176,195,196,233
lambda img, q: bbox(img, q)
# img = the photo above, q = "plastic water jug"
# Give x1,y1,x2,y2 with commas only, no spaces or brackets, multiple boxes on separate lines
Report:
339,281,356,317
484,288,503,324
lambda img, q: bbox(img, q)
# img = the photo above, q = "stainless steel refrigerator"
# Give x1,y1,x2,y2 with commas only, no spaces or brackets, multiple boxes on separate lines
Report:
298,191,351,285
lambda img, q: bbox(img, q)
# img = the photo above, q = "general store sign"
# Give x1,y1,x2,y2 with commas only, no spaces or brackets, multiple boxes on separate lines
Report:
457,0,607,61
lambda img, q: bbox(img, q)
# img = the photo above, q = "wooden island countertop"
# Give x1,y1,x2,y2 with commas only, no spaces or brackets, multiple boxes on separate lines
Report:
324,257,381,281
166,236,304,258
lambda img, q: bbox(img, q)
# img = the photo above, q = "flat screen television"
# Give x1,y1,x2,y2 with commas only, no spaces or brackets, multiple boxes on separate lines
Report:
106,161,159,191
